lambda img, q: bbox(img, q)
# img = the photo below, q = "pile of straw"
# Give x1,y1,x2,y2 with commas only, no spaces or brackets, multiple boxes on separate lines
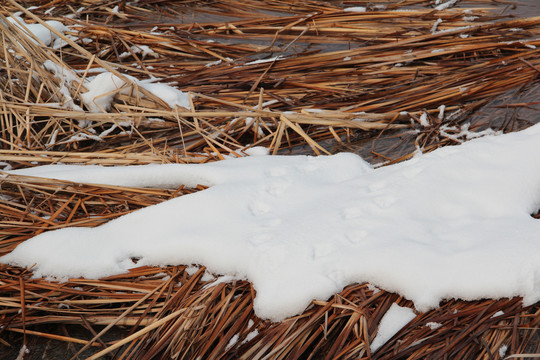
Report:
1,0,539,358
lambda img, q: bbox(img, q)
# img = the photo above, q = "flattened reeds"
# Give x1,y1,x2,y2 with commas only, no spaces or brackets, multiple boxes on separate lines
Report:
1,0,540,359
1,0,538,160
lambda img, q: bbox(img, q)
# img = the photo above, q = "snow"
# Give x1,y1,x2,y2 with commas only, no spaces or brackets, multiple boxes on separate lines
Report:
418,112,430,126
118,45,159,60
425,322,442,330
440,123,500,143
435,0,459,11
43,60,83,111
367,283,380,294
438,105,446,120
499,344,508,358
431,18,443,34
226,334,239,350
344,7,367,13
244,56,285,66
4,124,540,321
7,15,67,46
7,15,187,115
370,304,416,352
81,72,190,112
243,328,259,343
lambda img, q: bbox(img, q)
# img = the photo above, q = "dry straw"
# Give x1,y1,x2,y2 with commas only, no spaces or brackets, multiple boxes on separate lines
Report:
1,0,539,358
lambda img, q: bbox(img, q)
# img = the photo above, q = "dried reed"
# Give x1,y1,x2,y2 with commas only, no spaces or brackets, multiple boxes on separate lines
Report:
1,0,540,359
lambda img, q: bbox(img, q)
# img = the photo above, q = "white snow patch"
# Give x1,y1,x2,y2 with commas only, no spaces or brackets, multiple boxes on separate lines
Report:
431,18,443,34
425,322,442,330
119,45,159,59
244,147,270,156
7,15,67,46
499,344,508,358
43,60,82,111
344,7,367,12
367,283,380,294
243,329,259,343
244,56,285,66
5,125,540,321
435,0,459,11
80,72,189,112
437,105,446,120
439,123,500,143
418,112,430,126
371,304,416,352
226,334,239,350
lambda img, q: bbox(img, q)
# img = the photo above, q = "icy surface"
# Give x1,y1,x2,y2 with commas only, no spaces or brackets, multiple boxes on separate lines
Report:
4,124,540,321
371,304,416,352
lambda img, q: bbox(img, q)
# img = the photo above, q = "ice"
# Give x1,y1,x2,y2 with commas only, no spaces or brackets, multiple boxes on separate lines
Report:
4,124,540,321
370,304,416,352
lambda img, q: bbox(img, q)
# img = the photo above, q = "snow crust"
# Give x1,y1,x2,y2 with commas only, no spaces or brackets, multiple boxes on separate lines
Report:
371,304,416,352
4,124,540,321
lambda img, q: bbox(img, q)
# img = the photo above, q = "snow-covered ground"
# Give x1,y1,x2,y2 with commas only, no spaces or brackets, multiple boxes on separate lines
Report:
3,123,540,321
